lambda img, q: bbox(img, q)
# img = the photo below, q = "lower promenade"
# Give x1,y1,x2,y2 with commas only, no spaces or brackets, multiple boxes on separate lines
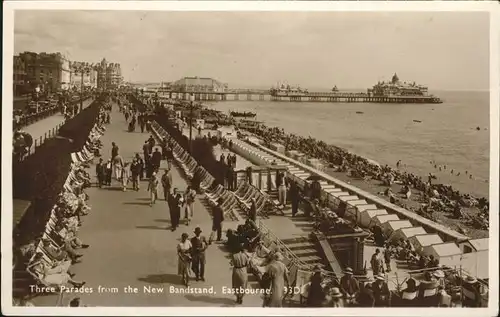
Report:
31,104,264,307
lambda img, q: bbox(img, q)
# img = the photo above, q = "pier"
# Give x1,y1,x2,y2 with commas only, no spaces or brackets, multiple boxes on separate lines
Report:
149,89,442,104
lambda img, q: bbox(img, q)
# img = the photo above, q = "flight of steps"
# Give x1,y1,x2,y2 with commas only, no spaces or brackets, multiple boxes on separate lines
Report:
281,236,327,269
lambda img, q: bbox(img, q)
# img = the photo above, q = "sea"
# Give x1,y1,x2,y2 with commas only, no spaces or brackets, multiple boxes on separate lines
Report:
207,90,490,199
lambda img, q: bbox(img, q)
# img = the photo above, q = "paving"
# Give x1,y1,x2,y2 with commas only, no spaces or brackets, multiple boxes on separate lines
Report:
32,105,265,307
22,98,95,153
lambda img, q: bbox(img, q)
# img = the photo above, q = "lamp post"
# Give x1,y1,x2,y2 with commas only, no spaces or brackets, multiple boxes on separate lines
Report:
70,62,96,113
189,93,195,154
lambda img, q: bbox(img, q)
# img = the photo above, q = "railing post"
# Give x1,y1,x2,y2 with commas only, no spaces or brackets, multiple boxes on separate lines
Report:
39,136,42,145
34,139,38,148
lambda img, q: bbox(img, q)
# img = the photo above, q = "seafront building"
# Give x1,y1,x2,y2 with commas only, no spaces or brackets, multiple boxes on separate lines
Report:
12,52,123,95
15,51,71,95
170,76,227,93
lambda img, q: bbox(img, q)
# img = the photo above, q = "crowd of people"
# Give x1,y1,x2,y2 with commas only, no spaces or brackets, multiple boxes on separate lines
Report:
13,118,105,307
243,124,489,231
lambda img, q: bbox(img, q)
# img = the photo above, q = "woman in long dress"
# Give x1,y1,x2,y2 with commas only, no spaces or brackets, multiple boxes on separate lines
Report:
122,162,130,191
147,172,159,206
184,186,196,226
231,245,249,304
266,252,289,307
177,233,192,286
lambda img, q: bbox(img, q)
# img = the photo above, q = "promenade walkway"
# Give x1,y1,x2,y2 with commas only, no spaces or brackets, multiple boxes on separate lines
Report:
22,98,94,153
33,105,264,307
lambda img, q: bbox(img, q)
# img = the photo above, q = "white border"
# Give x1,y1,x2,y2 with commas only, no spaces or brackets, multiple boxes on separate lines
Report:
2,1,499,316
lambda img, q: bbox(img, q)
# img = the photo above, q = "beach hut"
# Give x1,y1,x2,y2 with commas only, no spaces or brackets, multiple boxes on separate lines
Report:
371,214,400,228
409,234,444,255
422,242,462,268
339,195,360,203
459,238,489,279
390,226,427,243
343,200,368,221
381,220,413,236
359,209,389,228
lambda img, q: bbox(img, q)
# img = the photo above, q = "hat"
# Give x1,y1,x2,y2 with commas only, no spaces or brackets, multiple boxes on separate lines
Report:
152,171,157,176
406,277,417,287
344,267,353,275
375,273,385,281
433,270,445,278
464,276,477,284
330,287,343,297
194,226,202,234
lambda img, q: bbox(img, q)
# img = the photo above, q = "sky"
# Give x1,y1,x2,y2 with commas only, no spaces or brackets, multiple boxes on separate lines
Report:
14,10,490,91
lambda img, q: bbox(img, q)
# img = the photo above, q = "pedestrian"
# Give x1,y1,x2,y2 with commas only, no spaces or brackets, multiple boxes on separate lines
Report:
161,169,172,201
121,162,130,191
161,137,168,160
277,173,287,206
306,265,326,307
330,287,345,307
105,159,112,185
143,141,151,160
339,267,359,306
384,248,392,273
169,188,183,231
130,158,141,191
111,142,119,161
370,249,383,277
165,144,174,171
231,244,250,304
147,171,159,206
147,135,156,151
289,181,299,217
95,158,104,188
151,147,162,173
226,165,234,191
113,154,124,180
265,252,289,307
245,166,253,185
139,114,145,133
184,186,196,226
177,233,192,287
372,273,390,307
209,198,224,244
190,226,208,282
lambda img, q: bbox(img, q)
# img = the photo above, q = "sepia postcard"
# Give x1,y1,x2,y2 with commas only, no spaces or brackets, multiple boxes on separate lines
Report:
2,1,499,316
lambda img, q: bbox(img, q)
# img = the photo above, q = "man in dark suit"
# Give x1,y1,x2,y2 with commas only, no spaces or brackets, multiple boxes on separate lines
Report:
151,148,162,173
191,226,208,281
210,198,225,243
168,188,183,231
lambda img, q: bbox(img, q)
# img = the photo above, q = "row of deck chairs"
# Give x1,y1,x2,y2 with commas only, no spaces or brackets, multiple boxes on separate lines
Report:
233,181,270,218
149,121,243,221
24,124,104,297
70,125,105,164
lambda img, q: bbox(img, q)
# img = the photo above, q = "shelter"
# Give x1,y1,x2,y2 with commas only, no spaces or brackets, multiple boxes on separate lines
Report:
389,226,426,243
359,209,388,228
422,242,462,268
459,238,489,279
371,214,400,228
409,234,443,254
381,220,413,236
